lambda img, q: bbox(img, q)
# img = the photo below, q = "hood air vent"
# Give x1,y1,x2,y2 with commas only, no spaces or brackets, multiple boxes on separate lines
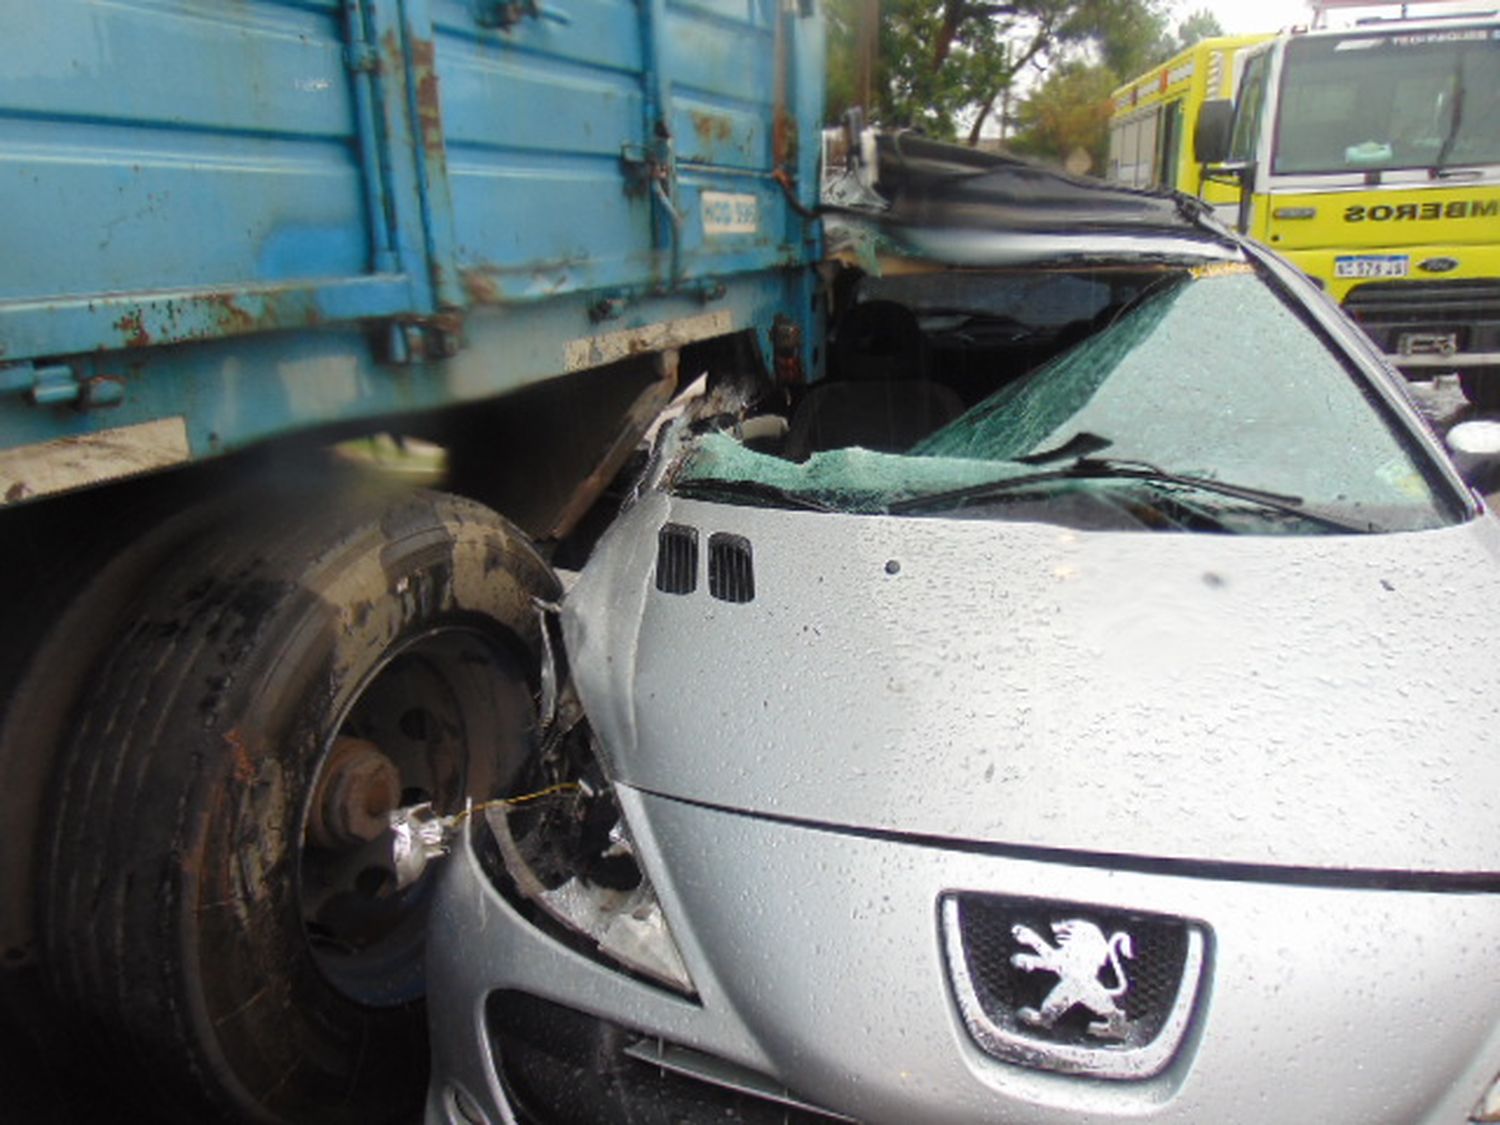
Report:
708,533,754,603
655,524,698,595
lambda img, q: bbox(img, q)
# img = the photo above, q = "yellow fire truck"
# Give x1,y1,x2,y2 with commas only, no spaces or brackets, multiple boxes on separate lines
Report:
1109,34,1272,202
1110,18,1500,405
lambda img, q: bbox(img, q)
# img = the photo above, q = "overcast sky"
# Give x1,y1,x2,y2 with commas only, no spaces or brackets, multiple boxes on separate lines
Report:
1177,0,1497,35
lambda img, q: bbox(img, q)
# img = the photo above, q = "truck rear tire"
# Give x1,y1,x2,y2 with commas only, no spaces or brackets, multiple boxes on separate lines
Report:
40,486,559,1123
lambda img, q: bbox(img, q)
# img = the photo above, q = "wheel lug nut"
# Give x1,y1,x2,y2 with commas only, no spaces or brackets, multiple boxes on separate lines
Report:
308,737,402,849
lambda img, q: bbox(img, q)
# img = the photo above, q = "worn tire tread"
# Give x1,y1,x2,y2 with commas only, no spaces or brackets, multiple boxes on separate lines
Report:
42,488,557,1123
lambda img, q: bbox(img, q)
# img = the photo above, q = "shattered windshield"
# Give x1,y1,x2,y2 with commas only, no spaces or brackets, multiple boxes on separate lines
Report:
1274,28,1500,174
672,265,1456,534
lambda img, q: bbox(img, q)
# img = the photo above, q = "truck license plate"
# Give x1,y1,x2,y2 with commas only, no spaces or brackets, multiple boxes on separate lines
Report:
700,191,759,236
1335,254,1409,279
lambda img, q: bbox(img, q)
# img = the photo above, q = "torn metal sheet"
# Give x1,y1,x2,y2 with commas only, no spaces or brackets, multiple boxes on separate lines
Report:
823,129,1240,270
484,803,692,992
389,802,451,891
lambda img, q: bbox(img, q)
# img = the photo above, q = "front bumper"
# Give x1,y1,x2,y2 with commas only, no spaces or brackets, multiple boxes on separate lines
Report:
426,785,1500,1125
1278,246,1500,370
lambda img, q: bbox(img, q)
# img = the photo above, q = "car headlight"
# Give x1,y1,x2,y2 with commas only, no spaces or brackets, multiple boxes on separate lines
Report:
467,690,697,998
482,797,694,993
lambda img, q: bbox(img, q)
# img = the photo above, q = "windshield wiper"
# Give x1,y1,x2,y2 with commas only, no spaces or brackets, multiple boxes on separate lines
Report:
1433,65,1466,172
671,477,836,512
888,456,1373,532
1014,431,1113,465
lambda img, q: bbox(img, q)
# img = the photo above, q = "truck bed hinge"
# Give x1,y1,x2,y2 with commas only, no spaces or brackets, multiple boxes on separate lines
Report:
383,313,465,365
0,362,124,409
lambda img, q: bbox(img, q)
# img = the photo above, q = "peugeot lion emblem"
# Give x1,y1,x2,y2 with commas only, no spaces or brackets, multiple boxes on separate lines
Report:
941,894,1206,1078
1010,919,1134,1039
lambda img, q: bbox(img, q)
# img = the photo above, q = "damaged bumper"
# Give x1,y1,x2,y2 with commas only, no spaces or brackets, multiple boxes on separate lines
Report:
425,783,1500,1125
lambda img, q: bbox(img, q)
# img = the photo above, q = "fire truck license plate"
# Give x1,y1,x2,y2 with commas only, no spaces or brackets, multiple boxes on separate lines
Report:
1335,254,1410,279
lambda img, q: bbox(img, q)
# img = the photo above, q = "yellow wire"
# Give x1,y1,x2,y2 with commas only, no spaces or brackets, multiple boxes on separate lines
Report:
505,781,582,807
449,781,581,826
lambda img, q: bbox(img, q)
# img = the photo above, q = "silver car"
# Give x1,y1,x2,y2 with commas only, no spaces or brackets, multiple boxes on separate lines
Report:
425,137,1500,1125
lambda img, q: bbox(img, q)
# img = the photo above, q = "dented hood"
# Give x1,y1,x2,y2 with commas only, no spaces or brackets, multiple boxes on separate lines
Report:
563,493,1500,875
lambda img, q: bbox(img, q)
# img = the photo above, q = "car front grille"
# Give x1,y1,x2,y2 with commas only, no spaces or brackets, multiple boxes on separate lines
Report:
940,893,1207,1080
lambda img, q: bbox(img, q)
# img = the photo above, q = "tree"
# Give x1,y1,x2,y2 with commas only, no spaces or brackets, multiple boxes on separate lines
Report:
1008,60,1119,171
825,0,871,129
826,0,1175,143
874,0,1068,140
1175,7,1225,51
1091,0,1170,79
999,4,1223,171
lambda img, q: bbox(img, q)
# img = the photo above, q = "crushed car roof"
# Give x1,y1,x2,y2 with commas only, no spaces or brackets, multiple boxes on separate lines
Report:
828,132,1243,267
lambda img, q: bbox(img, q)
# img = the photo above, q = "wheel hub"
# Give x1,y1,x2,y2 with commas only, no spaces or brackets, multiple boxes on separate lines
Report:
306,736,401,849
299,632,532,1007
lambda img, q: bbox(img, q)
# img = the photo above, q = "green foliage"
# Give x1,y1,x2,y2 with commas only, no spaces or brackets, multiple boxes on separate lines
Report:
1008,60,1119,171
1175,7,1226,50
826,0,866,128
1092,0,1171,79
869,0,1045,139
1003,4,1227,170
825,0,1183,144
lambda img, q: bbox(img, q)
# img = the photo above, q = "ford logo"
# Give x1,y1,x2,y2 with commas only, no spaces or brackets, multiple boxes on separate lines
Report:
1418,257,1459,273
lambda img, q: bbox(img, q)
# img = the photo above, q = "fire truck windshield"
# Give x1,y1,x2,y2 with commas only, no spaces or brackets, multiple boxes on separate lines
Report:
1274,26,1500,175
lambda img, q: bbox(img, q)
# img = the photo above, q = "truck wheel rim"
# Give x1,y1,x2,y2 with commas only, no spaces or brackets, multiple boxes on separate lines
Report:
298,624,523,1007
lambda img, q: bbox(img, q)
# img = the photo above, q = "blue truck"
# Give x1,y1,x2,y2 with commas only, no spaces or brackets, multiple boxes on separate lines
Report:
0,2,824,1120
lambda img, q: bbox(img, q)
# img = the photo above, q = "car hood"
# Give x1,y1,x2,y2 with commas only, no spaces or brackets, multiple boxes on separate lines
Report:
563,493,1500,875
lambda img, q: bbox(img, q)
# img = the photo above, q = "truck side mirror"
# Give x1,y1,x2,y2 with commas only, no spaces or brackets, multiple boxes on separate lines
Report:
1195,99,1234,165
